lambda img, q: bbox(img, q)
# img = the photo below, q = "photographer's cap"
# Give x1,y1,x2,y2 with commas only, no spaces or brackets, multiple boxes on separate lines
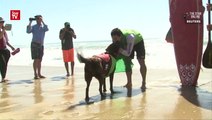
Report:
64,22,70,26
0,17,5,22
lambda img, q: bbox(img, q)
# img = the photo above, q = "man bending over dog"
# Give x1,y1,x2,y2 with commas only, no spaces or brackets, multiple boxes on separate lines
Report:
111,28,147,90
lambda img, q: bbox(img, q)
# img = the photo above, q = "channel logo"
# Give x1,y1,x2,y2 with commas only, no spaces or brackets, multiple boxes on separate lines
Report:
10,10,21,20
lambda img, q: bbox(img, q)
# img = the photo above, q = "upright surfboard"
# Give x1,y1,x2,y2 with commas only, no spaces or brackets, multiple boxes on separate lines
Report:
169,0,204,86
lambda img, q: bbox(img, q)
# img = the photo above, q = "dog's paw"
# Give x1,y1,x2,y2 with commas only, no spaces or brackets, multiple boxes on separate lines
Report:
101,93,107,97
85,97,89,103
84,98,94,104
101,95,106,100
110,90,115,94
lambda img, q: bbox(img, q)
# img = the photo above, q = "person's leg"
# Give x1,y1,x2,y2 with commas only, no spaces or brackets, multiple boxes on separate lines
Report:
70,48,74,76
37,59,45,78
123,57,133,88
64,62,70,76
62,50,71,76
0,62,6,82
31,42,41,79
4,49,10,65
135,40,147,89
71,62,74,76
0,56,4,81
138,58,147,89
124,71,132,88
4,49,10,80
0,49,11,82
33,59,39,79
0,51,6,82
38,45,45,78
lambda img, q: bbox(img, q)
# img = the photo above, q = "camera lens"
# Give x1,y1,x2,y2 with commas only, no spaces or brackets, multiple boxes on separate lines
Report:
29,18,36,21
67,25,70,27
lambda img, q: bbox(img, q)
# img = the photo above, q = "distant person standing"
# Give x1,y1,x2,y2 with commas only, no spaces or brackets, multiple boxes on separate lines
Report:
26,15,49,79
59,22,76,76
0,17,16,82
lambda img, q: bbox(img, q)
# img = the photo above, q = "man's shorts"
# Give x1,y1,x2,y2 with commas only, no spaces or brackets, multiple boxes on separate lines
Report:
31,42,44,59
130,40,145,59
62,48,74,62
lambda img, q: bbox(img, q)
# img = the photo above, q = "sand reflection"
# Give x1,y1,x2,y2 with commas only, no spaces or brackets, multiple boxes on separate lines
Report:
63,77,75,102
137,92,147,119
180,86,212,110
168,86,212,119
33,80,43,104
0,84,10,113
168,86,203,119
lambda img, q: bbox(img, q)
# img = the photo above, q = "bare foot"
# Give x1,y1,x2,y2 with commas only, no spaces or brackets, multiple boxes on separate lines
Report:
66,73,70,77
38,75,46,79
123,83,132,88
141,84,146,92
1,78,8,83
0,80,5,83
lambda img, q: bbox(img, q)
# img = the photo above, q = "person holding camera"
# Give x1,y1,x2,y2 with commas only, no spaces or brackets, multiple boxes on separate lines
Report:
26,15,49,79
59,22,76,76
0,17,16,82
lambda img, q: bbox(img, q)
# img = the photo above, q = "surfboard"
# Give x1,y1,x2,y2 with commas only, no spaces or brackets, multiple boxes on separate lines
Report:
169,0,204,86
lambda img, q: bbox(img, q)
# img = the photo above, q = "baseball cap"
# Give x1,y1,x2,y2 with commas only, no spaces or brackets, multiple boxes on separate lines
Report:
64,22,70,26
34,15,42,18
0,17,5,22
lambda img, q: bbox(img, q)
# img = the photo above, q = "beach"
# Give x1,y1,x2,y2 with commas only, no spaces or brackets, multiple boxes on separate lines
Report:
0,65,211,119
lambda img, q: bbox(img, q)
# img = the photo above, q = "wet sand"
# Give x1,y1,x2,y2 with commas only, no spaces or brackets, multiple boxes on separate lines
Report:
0,65,211,119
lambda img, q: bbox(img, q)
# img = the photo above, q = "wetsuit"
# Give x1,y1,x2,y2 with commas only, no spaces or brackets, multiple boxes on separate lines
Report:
118,29,145,72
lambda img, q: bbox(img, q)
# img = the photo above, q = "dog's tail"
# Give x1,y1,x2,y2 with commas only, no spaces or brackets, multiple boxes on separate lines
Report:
77,52,89,63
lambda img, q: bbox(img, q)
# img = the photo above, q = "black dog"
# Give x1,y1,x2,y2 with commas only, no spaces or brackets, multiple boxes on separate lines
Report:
77,41,120,102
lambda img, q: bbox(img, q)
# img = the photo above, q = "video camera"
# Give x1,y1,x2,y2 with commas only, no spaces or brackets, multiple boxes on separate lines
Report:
29,15,42,21
64,22,70,29
65,24,70,29
4,24,12,31
29,17,36,21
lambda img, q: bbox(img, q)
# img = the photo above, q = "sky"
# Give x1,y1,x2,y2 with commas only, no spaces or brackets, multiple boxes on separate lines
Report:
0,0,210,45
